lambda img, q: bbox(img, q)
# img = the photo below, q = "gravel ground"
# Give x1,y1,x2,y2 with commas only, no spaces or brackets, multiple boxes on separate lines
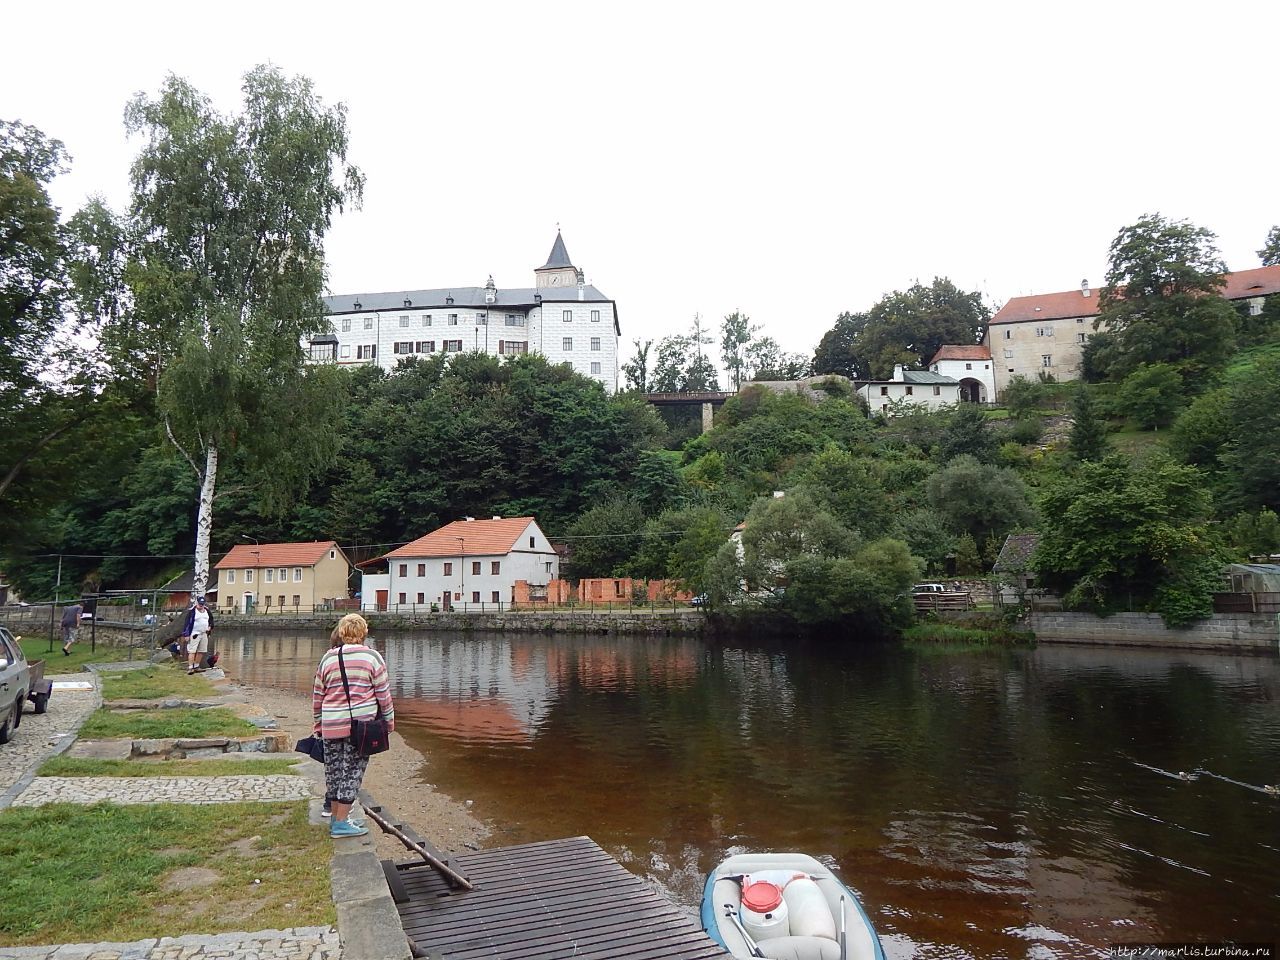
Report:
0,673,100,808
220,680,490,861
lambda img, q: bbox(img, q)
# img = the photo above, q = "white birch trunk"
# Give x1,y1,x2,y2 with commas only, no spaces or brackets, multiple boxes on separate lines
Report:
192,443,219,597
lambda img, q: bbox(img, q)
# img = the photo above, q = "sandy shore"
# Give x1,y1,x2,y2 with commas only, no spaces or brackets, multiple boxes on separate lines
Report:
222,678,491,862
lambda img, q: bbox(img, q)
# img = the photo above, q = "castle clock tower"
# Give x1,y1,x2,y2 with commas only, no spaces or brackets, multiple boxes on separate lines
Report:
534,230,579,289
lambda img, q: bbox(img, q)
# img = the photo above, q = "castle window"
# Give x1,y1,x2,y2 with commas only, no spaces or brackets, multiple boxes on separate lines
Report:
399,315,410,328
1042,354,1053,367
591,362,601,374
563,310,572,322
590,337,601,351
363,317,373,330
341,318,351,332
591,310,600,323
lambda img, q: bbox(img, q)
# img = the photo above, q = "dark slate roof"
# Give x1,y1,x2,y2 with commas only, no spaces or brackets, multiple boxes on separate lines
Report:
993,534,1039,573
902,370,959,385
323,285,612,314
540,232,573,269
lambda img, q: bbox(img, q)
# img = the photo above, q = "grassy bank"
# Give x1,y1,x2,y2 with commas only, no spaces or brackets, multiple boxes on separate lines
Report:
100,665,214,701
78,707,258,740
903,619,1035,647
0,801,332,946
37,756,302,778
17,635,130,671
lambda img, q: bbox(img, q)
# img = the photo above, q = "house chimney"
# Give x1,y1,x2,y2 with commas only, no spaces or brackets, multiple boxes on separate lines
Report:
485,275,496,304
577,269,586,302
1081,279,1090,298
893,363,905,381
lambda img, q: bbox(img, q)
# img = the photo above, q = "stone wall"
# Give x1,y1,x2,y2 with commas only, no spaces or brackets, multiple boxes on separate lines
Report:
1028,611,1279,652
215,610,706,637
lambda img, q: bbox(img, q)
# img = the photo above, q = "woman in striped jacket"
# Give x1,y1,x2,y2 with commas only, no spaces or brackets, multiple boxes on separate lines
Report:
312,614,395,838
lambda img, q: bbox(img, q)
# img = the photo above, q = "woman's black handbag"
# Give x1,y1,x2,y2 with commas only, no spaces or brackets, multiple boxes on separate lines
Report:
338,647,390,757
295,735,326,762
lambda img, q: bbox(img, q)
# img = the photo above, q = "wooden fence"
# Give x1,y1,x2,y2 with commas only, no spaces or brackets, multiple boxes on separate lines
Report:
1212,592,1280,614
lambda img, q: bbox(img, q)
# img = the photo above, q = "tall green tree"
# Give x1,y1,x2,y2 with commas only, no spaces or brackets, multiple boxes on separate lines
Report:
1032,455,1224,626
925,454,1035,545
1259,225,1280,267
0,120,102,531
813,311,869,379
98,67,364,595
813,279,989,380
719,310,756,390
621,338,652,392
1093,214,1237,383
1067,384,1108,461
651,333,718,392
937,403,998,464
745,336,812,381
1119,363,1183,429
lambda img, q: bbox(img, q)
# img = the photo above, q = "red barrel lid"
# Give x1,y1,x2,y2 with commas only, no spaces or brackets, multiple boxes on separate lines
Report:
741,880,783,913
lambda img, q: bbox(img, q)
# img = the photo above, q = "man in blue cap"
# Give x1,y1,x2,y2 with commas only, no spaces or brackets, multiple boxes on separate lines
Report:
181,596,214,674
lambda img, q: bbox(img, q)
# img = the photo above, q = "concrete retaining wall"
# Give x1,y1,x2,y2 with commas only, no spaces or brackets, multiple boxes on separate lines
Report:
1029,611,1280,652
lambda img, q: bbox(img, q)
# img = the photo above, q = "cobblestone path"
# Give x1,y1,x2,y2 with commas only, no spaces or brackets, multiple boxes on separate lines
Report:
2,925,341,959
0,672,99,807
12,773,314,806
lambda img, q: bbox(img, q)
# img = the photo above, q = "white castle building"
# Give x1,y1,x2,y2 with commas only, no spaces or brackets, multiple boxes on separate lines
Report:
313,232,620,391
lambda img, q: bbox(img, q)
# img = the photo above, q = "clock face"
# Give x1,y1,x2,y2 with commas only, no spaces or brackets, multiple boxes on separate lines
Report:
551,276,560,285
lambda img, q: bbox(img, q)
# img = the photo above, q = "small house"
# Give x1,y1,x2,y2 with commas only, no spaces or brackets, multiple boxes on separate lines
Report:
366,516,558,611
214,541,352,614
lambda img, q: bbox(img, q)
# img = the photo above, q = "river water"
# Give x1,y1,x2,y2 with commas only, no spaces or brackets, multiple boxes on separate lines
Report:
218,629,1280,958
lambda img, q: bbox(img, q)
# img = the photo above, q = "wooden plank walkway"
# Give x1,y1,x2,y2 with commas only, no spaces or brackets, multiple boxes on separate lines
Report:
392,835,726,959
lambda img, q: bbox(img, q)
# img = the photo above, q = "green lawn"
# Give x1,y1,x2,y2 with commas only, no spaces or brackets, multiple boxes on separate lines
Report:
38,756,302,777
0,801,333,945
100,665,215,701
1109,424,1168,460
16,634,131,671
78,707,258,740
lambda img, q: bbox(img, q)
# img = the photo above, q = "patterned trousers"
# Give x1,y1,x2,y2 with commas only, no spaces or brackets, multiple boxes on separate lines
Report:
323,736,371,805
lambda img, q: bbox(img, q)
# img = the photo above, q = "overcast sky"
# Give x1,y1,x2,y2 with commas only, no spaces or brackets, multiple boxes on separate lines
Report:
8,1,1277,372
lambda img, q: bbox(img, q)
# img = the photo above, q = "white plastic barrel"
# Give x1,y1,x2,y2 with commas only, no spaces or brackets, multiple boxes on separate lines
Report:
740,879,790,942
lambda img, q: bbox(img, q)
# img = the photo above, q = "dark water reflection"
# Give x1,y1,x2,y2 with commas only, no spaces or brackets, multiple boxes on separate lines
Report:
219,631,1280,958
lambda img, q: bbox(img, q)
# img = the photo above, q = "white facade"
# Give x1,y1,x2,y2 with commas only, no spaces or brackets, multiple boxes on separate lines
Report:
362,519,559,612
858,365,960,416
929,357,995,403
316,233,621,392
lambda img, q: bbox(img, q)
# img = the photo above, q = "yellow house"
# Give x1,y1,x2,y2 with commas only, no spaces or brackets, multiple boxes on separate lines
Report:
213,541,352,614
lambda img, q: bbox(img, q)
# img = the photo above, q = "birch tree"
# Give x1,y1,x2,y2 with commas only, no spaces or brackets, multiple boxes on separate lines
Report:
116,67,363,594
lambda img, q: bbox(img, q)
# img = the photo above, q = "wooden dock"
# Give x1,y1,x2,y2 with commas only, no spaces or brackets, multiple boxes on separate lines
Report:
389,834,726,959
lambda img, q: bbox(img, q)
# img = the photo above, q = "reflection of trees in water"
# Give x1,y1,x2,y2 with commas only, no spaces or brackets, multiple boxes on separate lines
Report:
219,629,1280,945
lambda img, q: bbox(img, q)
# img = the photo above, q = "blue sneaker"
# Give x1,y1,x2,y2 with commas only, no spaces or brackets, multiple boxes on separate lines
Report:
330,818,369,838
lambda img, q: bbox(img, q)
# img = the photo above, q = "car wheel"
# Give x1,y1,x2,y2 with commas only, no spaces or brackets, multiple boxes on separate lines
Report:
33,691,49,715
0,702,15,745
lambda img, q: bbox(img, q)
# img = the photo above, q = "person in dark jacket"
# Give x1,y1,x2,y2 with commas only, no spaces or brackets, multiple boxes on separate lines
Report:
181,596,215,674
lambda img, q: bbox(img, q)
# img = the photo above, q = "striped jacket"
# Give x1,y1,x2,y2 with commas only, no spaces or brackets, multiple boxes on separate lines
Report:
312,643,395,740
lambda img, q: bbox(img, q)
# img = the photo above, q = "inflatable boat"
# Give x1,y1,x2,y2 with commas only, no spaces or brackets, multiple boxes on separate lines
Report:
700,853,885,960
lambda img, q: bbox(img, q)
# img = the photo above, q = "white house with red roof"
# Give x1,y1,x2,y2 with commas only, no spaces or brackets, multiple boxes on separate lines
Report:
362,517,558,612
985,265,1280,397
928,345,995,403
214,541,352,614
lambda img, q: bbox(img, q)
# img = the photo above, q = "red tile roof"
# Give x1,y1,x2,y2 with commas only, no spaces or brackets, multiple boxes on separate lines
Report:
214,541,340,569
991,265,1280,325
383,517,538,560
928,345,991,364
